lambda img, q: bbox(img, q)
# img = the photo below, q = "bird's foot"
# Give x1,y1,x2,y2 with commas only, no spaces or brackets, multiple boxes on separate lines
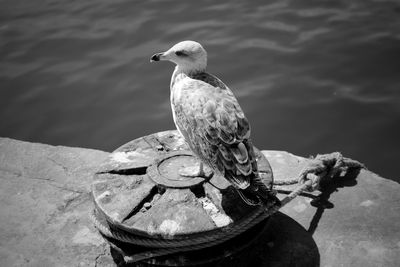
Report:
178,164,213,178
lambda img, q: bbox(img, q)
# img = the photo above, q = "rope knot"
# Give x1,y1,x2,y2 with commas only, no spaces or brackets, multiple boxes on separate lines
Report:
298,152,365,192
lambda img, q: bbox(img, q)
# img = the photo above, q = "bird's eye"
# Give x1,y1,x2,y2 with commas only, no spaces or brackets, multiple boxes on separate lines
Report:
175,51,186,57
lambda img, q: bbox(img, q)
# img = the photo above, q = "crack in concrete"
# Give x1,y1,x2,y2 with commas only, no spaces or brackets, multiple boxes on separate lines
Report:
94,244,108,267
0,170,85,193
98,166,148,176
0,169,55,182
27,176,55,182
0,167,23,177
57,191,89,214
48,183,85,194
47,156,73,176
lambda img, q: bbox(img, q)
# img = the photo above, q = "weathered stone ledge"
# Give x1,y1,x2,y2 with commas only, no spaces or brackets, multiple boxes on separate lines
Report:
0,137,399,266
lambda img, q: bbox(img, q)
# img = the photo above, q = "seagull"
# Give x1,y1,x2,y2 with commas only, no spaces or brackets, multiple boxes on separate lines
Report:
151,40,278,207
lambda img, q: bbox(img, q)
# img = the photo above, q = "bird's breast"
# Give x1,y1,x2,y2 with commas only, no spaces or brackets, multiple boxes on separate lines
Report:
170,74,189,139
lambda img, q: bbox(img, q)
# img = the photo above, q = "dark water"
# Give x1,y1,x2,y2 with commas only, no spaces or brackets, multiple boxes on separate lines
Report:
0,0,399,181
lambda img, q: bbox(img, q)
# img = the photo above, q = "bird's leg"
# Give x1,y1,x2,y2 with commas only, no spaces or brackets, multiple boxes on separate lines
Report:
179,162,212,178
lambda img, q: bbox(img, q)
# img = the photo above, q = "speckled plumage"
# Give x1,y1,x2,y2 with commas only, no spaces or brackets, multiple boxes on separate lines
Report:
151,41,277,206
171,71,255,190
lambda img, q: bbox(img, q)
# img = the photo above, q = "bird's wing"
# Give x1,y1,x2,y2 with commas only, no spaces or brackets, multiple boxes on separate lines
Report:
173,74,257,190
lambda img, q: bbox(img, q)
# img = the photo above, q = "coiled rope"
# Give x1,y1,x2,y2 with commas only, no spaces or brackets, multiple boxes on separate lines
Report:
91,152,364,264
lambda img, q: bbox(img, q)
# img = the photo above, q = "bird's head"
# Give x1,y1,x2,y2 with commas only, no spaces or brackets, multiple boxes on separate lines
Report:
150,40,207,74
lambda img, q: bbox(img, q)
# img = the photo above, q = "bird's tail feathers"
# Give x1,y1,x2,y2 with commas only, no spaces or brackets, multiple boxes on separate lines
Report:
237,189,260,206
238,176,281,208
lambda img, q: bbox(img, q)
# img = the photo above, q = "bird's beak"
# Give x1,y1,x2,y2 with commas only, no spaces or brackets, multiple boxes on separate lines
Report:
150,52,165,62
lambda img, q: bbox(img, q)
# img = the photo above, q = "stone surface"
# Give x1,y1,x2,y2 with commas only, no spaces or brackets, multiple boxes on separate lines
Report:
0,138,113,267
0,136,399,266
264,150,400,267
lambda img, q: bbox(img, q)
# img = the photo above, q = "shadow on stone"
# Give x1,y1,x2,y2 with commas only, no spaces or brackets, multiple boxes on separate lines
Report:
308,168,360,235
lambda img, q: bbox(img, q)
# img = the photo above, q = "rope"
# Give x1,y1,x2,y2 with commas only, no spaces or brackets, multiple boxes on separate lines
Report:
90,210,243,263
273,178,298,186
92,205,267,248
91,208,273,264
91,152,364,264
297,152,364,191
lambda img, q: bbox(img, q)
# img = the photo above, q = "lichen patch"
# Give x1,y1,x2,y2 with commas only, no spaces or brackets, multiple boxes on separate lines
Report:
159,219,181,236
199,197,232,227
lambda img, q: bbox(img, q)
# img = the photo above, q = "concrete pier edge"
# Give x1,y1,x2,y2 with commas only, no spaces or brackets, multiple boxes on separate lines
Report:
0,136,399,266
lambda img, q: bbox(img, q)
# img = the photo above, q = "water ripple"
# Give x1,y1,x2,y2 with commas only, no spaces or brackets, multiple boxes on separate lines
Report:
0,0,400,179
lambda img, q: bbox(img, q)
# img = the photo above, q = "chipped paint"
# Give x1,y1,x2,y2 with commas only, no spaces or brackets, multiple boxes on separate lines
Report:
159,219,181,236
199,197,232,227
111,152,132,163
111,151,152,163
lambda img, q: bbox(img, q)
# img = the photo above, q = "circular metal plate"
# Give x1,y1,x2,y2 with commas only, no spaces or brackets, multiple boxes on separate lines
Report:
147,151,211,188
